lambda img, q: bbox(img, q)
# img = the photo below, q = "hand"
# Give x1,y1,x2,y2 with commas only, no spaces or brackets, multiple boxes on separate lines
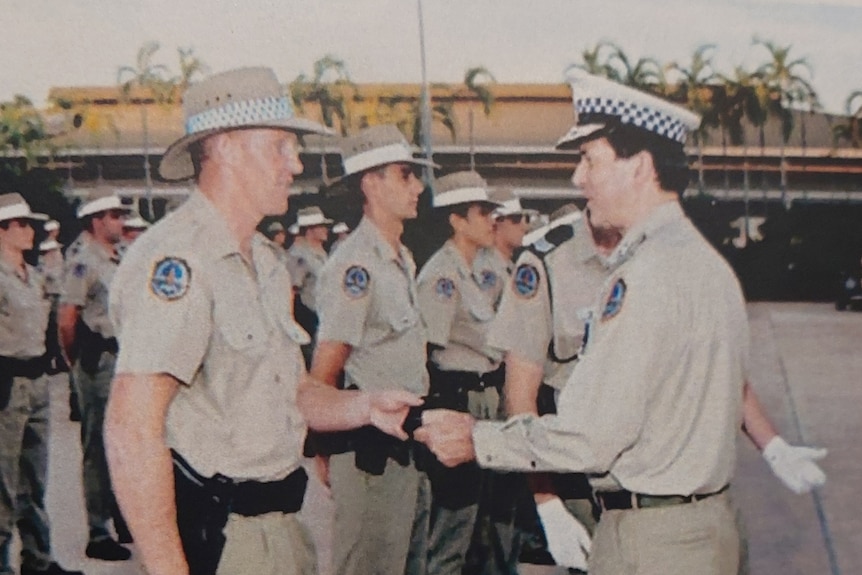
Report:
762,436,827,494
368,390,424,441
312,454,331,490
536,497,591,571
414,409,476,467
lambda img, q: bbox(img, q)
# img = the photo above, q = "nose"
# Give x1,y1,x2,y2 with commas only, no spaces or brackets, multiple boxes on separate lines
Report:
286,147,304,176
409,173,424,197
571,163,586,189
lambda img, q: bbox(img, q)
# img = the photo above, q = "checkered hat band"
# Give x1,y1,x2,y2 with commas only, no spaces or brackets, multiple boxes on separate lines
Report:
185,96,295,134
576,97,688,144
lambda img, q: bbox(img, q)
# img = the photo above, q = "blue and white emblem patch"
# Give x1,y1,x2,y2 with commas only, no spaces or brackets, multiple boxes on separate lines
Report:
479,269,497,291
601,278,626,321
343,265,370,298
150,257,191,301
435,277,455,299
513,263,539,298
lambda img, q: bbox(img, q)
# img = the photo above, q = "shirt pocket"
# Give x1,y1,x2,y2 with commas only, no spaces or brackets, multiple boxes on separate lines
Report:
212,282,270,353
463,281,495,323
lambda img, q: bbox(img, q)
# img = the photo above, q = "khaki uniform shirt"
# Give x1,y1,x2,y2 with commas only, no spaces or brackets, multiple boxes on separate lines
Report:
418,241,502,374
111,191,309,481
474,202,748,496
37,251,64,298
61,233,120,338
488,220,607,390
473,246,511,309
286,241,327,312
0,261,49,358
316,217,429,395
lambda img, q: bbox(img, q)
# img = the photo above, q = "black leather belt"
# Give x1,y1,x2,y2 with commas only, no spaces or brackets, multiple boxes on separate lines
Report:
0,355,49,379
428,363,505,393
596,484,729,511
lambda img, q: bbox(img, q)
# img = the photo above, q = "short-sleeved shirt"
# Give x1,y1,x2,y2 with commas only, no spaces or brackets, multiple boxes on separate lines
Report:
110,191,309,482
418,241,502,374
0,261,50,358
473,246,511,309
37,251,64,298
60,233,120,338
474,202,749,496
488,220,607,390
315,217,428,395
286,241,327,312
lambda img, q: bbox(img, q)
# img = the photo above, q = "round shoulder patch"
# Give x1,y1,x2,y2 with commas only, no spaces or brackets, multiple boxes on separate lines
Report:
435,277,456,299
601,278,627,321
479,269,498,291
343,265,370,298
150,257,191,301
513,263,540,298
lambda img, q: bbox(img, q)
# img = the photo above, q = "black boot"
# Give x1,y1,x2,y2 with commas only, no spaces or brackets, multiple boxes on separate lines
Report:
20,562,85,575
85,538,131,561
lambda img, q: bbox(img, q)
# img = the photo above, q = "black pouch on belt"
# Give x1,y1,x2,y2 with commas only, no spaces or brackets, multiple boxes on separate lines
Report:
172,450,232,575
0,358,12,410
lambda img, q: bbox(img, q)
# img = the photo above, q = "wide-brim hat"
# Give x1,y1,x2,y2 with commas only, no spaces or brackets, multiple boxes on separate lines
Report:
44,219,60,233
266,221,285,234
522,204,581,246
0,193,49,224
333,124,438,184
489,187,539,218
332,222,349,234
555,69,701,150
296,206,334,228
288,223,300,235
159,67,334,181
432,171,502,209
77,188,131,219
39,238,62,252
123,215,150,230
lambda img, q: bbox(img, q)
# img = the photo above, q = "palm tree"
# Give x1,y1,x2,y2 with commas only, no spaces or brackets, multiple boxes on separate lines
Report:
462,66,495,170
566,40,618,78
668,45,720,194
753,38,817,205
118,41,173,217
174,47,209,92
605,45,663,89
0,95,51,175
832,90,862,147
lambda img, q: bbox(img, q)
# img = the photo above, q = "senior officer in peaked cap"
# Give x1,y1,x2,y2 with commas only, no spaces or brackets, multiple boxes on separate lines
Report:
0,195,83,575
57,187,132,562
417,70,751,575
105,68,422,575
310,124,436,575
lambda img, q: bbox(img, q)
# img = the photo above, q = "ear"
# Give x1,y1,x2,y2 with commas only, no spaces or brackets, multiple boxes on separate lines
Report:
631,150,657,187
448,211,464,234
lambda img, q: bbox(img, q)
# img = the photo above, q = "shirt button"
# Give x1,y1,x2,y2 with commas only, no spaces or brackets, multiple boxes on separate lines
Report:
530,461,537,469
247,334,253,340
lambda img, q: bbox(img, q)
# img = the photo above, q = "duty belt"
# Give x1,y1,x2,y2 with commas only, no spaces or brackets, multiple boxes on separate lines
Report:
0,355,49,379
595,484,729,511
427,363,505,393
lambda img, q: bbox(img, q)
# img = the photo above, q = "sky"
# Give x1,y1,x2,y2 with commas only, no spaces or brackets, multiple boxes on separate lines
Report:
2,0,861,114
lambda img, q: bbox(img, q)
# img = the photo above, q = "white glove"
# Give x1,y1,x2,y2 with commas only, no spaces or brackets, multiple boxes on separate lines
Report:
762,436,827,494
536,497,592,571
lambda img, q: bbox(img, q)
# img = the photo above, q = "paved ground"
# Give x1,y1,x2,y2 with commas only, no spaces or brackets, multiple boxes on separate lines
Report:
18,302,861,574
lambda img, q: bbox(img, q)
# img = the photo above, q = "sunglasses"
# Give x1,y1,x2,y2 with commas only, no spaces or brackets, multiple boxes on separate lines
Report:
496,214,525,224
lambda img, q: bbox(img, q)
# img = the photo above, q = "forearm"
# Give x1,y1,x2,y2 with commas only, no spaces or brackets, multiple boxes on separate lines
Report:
503,351,544,416
56,304,78,363
741,381,779,450
298,379,371,431
105,374,188,575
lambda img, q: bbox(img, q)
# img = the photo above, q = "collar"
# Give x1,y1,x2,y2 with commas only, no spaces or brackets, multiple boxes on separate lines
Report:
355,217,412,265
604,201,684,269
185,190,244,259
441,240,475,281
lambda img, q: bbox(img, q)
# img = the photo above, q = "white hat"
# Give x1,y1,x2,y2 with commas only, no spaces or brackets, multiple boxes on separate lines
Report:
489,187,538,218
39,238,62,252
44,219,60,233
288,223,299,235
123,215,150,230
522,204,582,246
77,188,130,219
432,171,501,208
332,222,349,234
266,221,285,234
337,124,438,180
296,206,334,228
160,67,334,181
556,69,701,150
0,193,48,224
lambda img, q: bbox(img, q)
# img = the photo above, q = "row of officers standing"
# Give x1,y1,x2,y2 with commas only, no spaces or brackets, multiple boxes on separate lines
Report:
2,65,828,575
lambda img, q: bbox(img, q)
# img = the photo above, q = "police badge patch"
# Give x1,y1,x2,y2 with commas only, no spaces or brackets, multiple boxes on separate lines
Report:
435,277,455,299
343,265,370,298
601,278,626,321
150,257,191,301
479,269,497,291
513,263,539,298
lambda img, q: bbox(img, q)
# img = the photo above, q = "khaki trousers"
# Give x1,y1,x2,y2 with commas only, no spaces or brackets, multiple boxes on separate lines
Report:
215,512,316,575
589,491,739,575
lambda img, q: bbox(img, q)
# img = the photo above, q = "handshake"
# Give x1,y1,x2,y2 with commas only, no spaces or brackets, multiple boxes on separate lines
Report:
367,390,478,467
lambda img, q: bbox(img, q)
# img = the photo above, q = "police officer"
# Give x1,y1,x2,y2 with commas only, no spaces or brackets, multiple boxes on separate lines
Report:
105,67,420,575
264,221,287,247
418,70,750,575
286,206,332,367
329,221,350,253
0,193,83,575
57,188,131,561
310,124,435,575
416,171,506,575
118,213,150,256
